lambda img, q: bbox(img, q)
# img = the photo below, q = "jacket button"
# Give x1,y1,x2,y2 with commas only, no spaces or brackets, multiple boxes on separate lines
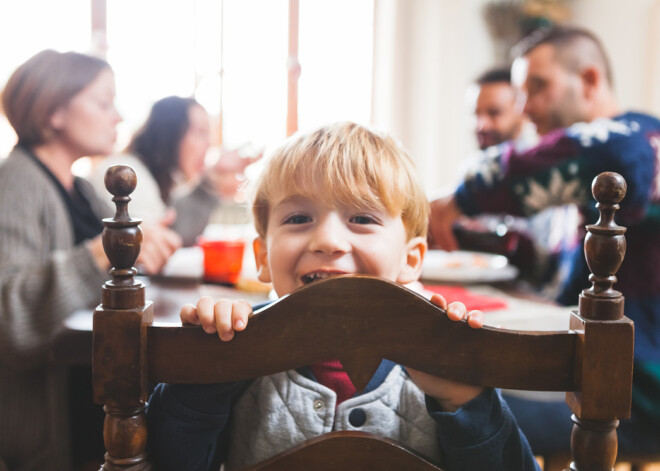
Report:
348,408,367,427
313,399,324,410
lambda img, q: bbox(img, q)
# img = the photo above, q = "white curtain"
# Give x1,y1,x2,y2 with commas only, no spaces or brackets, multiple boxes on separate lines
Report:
371,0,495,193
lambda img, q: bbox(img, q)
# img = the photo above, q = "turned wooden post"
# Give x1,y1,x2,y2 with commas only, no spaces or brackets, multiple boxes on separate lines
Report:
93,165,153,470
566,172,634,471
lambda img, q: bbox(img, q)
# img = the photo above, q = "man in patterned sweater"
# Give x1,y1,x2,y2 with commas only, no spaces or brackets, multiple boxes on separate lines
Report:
429,26,660,456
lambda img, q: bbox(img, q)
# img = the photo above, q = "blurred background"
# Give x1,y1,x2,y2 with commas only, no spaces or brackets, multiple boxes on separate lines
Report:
1,0,659,193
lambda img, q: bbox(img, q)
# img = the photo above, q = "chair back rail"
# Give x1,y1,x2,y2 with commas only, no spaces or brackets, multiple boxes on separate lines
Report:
92,167,634,471
147,279,579,391
243,431,441,471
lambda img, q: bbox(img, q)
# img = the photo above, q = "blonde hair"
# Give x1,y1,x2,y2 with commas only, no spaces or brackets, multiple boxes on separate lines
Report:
251,122,429,240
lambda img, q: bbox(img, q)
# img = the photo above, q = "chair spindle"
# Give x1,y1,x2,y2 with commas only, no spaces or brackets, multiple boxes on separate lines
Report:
568,171,633,471
93,165,152,470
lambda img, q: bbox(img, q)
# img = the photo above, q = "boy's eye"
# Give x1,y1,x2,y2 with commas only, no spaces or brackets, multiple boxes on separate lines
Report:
283,214,312,224
349,215,378,225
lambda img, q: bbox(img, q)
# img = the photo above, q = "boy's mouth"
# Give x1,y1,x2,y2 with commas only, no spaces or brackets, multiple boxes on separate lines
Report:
301,271,346,284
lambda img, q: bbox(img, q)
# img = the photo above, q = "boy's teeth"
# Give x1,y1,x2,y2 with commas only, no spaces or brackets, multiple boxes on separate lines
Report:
302,272,332,283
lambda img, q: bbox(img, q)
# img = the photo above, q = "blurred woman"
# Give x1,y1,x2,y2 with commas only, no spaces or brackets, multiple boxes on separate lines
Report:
0,50,180,470
91,96,261,246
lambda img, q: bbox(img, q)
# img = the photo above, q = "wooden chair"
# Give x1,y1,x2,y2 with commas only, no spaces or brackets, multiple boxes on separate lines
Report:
92,167,634,471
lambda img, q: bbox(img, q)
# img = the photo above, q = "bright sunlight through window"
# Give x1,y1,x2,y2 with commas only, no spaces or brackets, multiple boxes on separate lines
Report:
0,0,374,160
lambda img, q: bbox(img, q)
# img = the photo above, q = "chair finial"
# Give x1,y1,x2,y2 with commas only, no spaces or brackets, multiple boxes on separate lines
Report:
101,165,145,305
580,171,627,320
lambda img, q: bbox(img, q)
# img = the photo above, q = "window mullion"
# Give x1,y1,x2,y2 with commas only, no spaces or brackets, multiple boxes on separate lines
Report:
286,0,300,136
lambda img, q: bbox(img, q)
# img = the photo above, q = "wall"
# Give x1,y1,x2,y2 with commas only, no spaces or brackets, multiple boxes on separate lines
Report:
372,0,494,195
571,0,660,115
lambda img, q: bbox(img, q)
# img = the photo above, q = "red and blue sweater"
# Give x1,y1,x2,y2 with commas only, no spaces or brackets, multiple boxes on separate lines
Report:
454,111,660,422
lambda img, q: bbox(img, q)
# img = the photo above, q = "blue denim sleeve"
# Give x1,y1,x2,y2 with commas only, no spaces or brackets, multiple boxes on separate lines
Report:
427,388,540,471
147,381,248,471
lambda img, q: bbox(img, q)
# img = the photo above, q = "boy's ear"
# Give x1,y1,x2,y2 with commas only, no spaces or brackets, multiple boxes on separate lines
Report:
396,236,427,285
253,237,272,283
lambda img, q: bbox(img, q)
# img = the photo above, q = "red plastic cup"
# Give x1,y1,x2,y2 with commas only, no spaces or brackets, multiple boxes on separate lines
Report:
197,238,245,285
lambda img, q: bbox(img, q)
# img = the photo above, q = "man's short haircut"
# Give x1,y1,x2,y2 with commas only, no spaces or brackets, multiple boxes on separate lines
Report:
251,121,429,240
475,67,512,86
511,26,613,86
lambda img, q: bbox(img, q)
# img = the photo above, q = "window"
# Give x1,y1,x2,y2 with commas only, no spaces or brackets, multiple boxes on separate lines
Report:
0,0,91,157
0,0,373,159
298,0,374,132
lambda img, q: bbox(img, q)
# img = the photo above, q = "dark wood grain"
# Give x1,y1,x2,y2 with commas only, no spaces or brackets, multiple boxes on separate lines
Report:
242,431,440,471
148,276,578,392
93,165,151,470
564,172,634,471
93,168,635,471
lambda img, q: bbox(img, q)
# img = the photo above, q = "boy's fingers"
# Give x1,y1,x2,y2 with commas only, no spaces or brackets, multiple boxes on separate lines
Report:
180,304,200,325
197,296,217,333
467,310,484,329
214,299,235,341
232,300,252,331
190,298,253,339
446,302,467,321
429,293,447,310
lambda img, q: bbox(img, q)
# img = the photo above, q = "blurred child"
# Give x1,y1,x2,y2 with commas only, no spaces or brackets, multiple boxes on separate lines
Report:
147,122,538,470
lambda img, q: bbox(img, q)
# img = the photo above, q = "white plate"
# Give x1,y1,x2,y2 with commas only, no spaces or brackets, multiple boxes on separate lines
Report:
421,250,518,283
160,246,204,279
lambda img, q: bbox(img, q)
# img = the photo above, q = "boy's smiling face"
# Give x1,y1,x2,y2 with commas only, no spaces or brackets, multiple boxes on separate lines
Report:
254,192,427,298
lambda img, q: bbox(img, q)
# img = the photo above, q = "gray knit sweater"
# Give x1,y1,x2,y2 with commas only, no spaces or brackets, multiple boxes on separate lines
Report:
0,147,110,471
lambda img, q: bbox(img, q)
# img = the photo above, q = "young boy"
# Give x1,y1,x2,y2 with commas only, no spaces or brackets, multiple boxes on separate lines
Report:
147,122,538,470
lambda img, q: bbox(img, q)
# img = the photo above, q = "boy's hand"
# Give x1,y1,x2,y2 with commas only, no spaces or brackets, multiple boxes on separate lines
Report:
430,293,483,328
406,293,484,412
180,297,253,341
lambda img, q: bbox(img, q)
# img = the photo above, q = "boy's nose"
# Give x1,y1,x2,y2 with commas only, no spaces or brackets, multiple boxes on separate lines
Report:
308,213,351,254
